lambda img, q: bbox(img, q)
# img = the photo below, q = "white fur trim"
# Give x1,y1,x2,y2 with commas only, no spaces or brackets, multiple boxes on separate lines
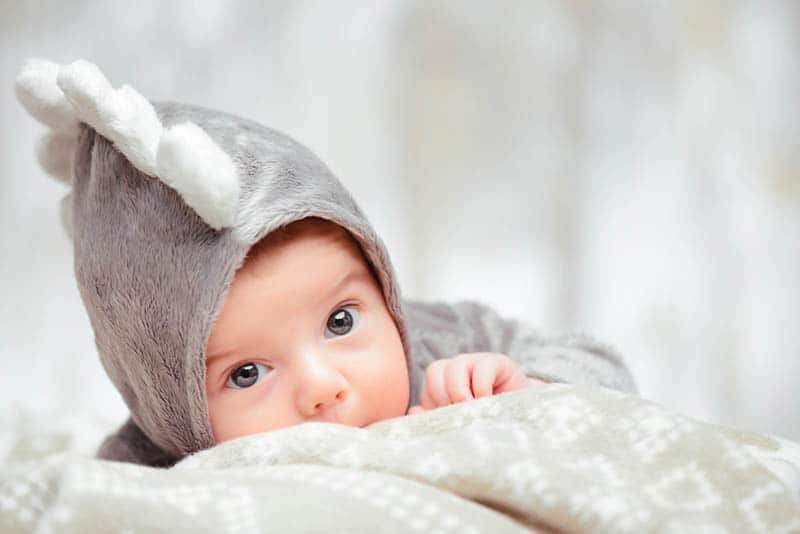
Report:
36,132,77,184
14,58,79,133
55,60,112,133
97,84,162,176
57,61,162,176
16,58,241,230
157,122,239,230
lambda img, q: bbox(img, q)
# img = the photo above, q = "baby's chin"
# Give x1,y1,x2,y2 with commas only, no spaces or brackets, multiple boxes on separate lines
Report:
358,411,408,429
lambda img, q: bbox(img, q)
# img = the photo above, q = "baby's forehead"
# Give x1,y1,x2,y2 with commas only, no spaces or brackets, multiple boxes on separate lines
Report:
240,217,370,280
251,217,350,252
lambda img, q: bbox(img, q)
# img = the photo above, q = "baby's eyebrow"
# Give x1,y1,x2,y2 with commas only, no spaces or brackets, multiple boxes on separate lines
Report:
323,268,373,301
206,268,373,362
207,347,233,363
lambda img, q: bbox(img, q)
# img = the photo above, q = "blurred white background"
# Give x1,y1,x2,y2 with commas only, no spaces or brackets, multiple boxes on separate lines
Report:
1,1,798,440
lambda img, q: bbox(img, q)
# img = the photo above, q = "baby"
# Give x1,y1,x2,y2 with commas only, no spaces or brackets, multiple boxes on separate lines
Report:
205,217,540,444
16,58,637,467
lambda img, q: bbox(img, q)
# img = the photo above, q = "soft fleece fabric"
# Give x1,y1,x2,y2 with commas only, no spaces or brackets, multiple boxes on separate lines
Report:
51,98,635,468
4,386,800,533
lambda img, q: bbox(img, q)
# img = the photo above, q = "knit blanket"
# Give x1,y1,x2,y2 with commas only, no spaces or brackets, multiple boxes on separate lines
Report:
2,385,799,533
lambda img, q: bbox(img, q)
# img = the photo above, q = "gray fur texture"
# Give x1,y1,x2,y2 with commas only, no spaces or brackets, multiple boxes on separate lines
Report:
70,102,409,460
62,102,636,467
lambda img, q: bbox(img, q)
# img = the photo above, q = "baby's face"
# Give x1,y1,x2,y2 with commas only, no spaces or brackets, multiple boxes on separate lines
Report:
205,218,409,444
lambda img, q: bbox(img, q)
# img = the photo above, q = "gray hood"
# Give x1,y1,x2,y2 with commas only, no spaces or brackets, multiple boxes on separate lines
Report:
16,60,410,463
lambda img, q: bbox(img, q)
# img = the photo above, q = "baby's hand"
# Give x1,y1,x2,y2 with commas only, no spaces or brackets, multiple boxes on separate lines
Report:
408,352,540,414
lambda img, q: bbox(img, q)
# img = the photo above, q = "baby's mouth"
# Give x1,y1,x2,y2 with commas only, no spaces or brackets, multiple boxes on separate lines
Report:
332,406,363,428
314,405,345,425
329,408,341,424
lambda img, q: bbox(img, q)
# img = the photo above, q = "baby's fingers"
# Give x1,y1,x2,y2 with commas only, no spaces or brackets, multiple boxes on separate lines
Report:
423,359,450,408
471,357,500,398
444,358,475,404
419,387,435,410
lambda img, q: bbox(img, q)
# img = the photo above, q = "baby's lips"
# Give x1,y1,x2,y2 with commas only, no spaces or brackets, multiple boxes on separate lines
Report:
407,405,426,415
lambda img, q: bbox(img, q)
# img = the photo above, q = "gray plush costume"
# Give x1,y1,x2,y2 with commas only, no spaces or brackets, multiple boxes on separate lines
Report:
16,59,636,468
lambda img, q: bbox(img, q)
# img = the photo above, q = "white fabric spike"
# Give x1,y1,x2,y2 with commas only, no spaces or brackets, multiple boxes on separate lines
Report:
96,84,162,176
36,132,77,184
17,57,240,230
157,122,240,230
56,61,161,176
54,60,112,135
14,58,80,134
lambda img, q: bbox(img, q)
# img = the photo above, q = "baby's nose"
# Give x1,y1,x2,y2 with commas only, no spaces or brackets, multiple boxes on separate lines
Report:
313,389,347,413
294,355,349,417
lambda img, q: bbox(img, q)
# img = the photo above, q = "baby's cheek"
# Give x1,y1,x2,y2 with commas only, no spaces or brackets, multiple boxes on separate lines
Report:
207,390,249,444
364,352,409,420
207,387,283,444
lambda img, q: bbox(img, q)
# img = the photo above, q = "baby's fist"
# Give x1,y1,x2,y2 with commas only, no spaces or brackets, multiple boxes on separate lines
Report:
410,353,530,413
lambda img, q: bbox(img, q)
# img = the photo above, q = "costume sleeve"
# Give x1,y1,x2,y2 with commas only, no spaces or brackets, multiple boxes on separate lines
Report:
96,417,181,468
402,299,637,397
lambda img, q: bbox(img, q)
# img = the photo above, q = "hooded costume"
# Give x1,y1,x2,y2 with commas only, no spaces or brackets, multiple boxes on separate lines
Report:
15,59,637,468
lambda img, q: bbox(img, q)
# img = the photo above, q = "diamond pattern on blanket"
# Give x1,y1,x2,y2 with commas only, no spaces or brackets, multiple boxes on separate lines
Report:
524,393,603,447
643,461,722,511
739,480,800,534
617,405,698,463
2,385,799,534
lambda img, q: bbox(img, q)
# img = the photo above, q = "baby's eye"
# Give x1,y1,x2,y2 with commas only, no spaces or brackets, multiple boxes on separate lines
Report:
226,362,270,389
324,305,360,338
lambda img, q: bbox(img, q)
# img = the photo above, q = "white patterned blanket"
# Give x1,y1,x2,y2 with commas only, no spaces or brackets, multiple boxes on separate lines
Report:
1,385,799,533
